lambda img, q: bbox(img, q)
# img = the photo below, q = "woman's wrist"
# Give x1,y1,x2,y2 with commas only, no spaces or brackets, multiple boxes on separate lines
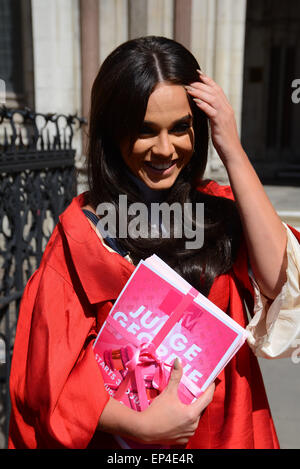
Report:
98,397,147,442
216,143,248,170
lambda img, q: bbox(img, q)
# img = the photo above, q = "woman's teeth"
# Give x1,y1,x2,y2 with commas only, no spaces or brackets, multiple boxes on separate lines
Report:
146,161,176,170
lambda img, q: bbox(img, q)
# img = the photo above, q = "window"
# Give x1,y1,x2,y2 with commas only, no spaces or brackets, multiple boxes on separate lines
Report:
0,0,34,108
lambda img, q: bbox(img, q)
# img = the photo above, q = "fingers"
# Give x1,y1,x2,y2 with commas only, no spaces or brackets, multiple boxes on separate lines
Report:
185,70,229,117
186,86,215,103
185,86,221,117
196,70,217,87
189,70,221,95
192,98,217,118
187,82,215,95
186,84,225,108
191,383,215,414
165,357,183,395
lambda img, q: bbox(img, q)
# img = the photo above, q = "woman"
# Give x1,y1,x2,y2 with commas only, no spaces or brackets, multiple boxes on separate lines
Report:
8,36,300,449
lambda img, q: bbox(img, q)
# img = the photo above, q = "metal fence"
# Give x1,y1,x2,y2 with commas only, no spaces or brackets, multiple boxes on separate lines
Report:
0,106,84,448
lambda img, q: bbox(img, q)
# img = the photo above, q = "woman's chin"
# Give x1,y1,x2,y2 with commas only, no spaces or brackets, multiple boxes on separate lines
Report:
141,176,177,191
138,168,180,191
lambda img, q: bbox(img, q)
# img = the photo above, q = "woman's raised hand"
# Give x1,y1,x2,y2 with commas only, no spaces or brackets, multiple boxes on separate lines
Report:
99,358,215,446
185,71,243,164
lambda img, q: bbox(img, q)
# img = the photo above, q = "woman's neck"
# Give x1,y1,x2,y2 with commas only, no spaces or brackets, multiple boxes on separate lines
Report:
125,168,170,204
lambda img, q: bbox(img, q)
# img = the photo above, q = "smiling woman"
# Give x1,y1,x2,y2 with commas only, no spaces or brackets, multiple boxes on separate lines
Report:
85,36,240,286
8,36,300,450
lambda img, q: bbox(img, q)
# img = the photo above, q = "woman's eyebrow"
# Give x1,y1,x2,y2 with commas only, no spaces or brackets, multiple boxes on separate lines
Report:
143,114,193,127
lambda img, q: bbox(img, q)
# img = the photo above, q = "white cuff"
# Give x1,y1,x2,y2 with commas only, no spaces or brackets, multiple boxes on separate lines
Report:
246,224,300,358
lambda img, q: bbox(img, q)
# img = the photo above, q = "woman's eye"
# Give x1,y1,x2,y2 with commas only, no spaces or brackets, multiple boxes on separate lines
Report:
138,123,191,138
171,124,191,134
138,126,155,137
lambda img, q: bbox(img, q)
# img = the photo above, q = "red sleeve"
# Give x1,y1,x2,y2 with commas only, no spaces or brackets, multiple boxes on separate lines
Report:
8,264,109,449
196,178,235,201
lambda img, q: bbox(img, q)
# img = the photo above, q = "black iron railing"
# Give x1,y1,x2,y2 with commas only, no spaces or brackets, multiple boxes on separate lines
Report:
0,106,85,448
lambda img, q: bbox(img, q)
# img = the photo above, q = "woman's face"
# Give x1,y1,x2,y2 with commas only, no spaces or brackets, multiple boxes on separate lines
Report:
120,83,195,190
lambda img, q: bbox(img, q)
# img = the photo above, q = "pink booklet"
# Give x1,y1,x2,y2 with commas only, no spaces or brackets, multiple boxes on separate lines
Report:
93,254,248,449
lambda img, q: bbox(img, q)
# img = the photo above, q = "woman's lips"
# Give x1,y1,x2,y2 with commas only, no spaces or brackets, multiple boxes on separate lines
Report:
144,160,178,175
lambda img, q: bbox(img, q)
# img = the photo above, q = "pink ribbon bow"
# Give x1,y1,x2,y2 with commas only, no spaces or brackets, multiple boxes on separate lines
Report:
114,342,172,411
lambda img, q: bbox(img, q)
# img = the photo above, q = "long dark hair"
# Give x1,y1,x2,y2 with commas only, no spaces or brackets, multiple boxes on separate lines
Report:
87,36,242,296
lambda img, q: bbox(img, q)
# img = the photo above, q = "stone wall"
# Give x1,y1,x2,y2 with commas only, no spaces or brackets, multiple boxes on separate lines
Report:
29,0,247,189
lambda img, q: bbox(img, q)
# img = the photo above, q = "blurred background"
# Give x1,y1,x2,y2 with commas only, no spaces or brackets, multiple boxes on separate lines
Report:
0,0,299,449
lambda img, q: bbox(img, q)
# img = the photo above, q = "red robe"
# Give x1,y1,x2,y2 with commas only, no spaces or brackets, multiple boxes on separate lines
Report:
8,181,300,449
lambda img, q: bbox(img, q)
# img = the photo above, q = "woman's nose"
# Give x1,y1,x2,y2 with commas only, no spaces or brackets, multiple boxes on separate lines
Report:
152,132,175,158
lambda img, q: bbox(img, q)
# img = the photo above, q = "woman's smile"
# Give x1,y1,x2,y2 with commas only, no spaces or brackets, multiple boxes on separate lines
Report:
143,158,179,174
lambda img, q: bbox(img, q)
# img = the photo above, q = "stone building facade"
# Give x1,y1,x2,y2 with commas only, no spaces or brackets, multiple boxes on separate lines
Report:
1,0,300,188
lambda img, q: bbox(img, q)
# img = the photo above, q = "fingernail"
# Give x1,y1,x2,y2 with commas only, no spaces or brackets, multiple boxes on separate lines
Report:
185,85,196,92
197,69,204,75
173,357,181,369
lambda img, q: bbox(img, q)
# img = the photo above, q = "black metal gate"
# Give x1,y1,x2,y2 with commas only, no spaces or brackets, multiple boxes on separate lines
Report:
0,106,84,448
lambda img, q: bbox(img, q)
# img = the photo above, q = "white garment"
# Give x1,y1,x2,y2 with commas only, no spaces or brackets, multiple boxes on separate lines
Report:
247,224,300,359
